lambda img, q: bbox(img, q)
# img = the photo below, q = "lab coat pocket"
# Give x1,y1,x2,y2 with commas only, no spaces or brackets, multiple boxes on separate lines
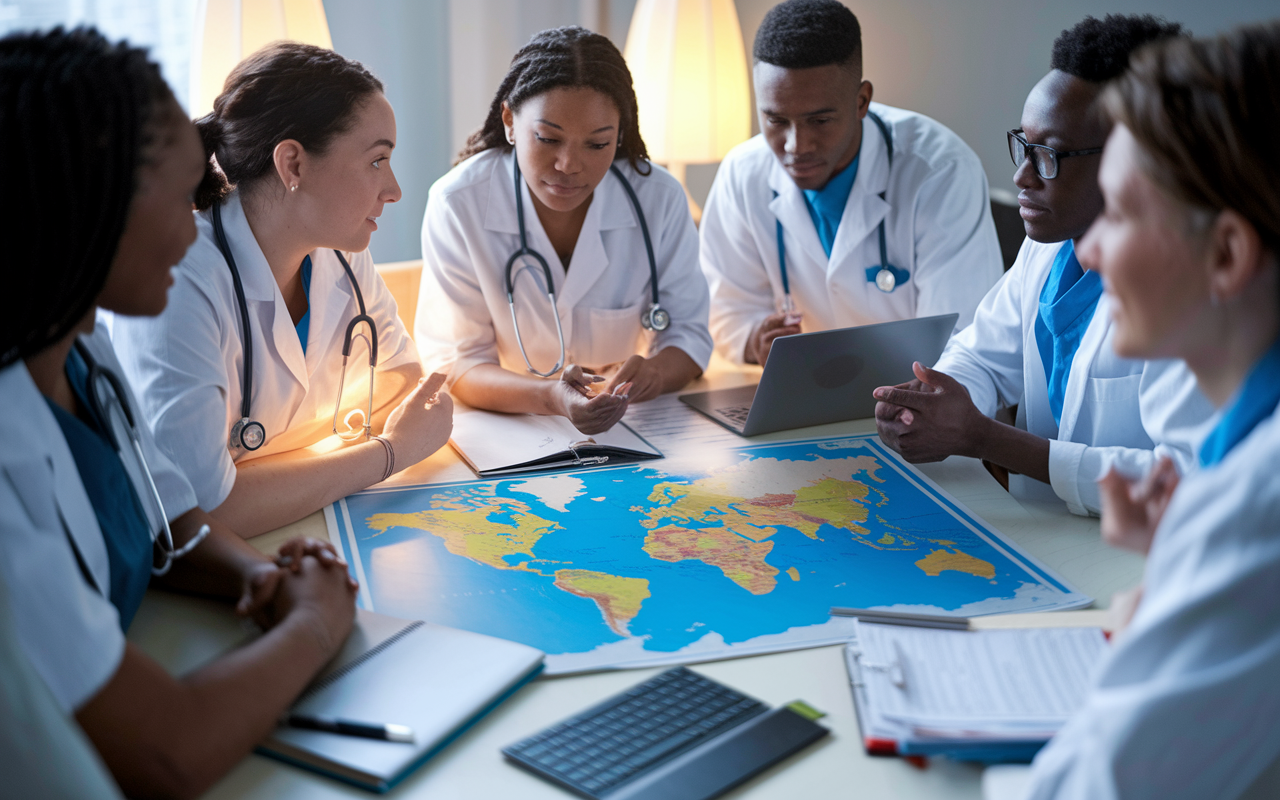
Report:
572,304,646,370
1086,373,1143,404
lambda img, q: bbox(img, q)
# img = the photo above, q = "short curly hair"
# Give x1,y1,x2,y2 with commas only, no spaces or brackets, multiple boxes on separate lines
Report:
753,0,861,72
1051,14,1186,83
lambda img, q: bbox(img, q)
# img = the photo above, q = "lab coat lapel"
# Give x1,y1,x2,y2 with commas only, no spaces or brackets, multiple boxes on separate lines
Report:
1057,294,1111,442
767,160,828,270
222,193,309,392
829,114,890,271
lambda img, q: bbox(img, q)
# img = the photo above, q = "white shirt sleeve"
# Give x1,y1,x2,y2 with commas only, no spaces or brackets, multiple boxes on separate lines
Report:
112,273,238,511
647,173,713,369
933,240,1034,417
908,153,1005,331
700,158,775,365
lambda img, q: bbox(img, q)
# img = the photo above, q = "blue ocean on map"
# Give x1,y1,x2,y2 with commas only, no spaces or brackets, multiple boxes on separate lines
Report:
327,436,1086,673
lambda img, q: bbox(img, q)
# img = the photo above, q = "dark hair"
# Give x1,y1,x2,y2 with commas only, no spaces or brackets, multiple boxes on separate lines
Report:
194,41,383,210
456,26,649,174
0,27,172,367
1051,14,1186,83
753,0,861,71
1102,21,1280,258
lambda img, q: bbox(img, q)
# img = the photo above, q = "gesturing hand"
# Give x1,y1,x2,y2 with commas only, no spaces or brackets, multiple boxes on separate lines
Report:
604,355,664,404
744,312,802,366
873,362,986,463
383,372,454,469
558,364,630,435
1099,457,1180,555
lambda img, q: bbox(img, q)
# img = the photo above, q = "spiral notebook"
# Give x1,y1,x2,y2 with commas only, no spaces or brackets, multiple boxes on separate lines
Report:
449,408,662,478
259,609,544,792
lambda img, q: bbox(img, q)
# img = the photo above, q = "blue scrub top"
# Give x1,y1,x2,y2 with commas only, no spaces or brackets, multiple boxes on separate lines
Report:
45,348,153,629
1199,336,1280,467
802,153,860,259
295,254,313,354
1034,240,1103,426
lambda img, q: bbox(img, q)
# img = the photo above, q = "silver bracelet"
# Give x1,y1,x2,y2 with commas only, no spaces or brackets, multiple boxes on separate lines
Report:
373,435,395,482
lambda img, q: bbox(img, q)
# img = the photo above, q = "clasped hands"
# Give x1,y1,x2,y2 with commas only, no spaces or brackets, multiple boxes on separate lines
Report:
557,355,664,435
235,536,358,630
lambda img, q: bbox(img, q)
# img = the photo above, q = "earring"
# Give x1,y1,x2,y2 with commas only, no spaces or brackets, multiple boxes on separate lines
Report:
290,184,298,192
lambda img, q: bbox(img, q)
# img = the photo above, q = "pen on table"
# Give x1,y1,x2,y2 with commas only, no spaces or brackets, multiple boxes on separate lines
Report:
282,713,415,743
831,606,970,631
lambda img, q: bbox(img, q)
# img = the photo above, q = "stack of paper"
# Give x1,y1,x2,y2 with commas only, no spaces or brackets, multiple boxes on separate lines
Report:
845,621,1109,762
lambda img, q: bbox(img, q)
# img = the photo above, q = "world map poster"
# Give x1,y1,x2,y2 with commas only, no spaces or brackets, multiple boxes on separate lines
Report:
324,434,1089,674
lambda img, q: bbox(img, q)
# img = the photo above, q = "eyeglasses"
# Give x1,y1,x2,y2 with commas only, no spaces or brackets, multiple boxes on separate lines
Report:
1007,129,1103,180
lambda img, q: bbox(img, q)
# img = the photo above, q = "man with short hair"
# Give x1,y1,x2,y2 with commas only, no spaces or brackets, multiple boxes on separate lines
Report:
700,0,1003,366
874,15,1213,517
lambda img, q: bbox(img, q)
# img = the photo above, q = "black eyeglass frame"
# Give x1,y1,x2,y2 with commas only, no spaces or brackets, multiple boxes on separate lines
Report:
1007,129,1103,180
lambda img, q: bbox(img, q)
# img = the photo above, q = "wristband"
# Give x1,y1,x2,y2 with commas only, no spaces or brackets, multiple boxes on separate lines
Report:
373,435,395,482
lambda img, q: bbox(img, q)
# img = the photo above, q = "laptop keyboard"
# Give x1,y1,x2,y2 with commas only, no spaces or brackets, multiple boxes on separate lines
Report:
715,405,751,426
503,667,767,798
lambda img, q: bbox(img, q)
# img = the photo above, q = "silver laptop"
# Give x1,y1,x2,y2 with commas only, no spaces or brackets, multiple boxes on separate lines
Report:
680,313,959,436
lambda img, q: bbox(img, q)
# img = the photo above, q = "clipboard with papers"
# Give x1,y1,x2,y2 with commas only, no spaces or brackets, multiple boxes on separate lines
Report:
448,407,662,478
844,619,1108,763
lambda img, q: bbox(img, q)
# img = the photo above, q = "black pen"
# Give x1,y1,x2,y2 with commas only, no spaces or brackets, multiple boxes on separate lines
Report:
283,713,415,743
830,606,970,631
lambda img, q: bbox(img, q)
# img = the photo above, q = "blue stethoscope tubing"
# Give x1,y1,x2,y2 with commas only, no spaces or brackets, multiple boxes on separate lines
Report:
775,109,897,313
74,341,209,575
505,154,668,379
211,202,375,450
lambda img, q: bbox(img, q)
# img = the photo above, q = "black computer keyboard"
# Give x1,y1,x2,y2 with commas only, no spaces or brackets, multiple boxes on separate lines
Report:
715,405,752,426
503,667,768,798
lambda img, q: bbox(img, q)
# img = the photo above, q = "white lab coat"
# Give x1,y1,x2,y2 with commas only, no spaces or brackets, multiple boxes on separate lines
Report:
416,149,713,382
0,326,195,712
935,237,1215,515
700,102,1004,364
112,192,420,511
1025,403,1280,800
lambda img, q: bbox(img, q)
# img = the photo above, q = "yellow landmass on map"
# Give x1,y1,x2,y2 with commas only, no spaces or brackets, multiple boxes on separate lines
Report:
553,570,650,636
366,499,558,573
643,476,871,543
643,527,778,594
915,549,996,579
786,566,800,581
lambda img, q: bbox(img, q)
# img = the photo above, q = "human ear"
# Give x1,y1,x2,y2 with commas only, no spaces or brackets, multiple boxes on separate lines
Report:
501,101,515,146
1207,209,1265,304
857,80,874,117
272,139,304,193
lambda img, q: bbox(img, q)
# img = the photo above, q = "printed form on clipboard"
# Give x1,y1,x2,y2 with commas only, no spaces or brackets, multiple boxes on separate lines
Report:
449,408,662,478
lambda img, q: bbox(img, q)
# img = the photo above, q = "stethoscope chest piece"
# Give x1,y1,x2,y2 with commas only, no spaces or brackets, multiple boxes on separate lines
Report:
641,303,670,332
230,416,266,451
875,267,897,293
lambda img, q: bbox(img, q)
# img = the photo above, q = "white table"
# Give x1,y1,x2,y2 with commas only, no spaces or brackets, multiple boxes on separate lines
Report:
129,363,1142,800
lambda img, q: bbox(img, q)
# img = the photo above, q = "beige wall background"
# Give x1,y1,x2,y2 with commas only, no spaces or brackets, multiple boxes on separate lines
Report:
325,0,1279,263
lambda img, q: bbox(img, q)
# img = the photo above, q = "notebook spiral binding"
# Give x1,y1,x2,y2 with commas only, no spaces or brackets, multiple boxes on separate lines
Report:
297,620,426,701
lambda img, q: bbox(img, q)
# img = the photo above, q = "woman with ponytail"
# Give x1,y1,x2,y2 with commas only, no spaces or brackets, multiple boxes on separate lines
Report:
416,26,712,435
113,42,452,537
0,28,358,798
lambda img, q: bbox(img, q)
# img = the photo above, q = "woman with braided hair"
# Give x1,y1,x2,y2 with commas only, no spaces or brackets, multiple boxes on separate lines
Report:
416,26,713,435
113,42,453,537
0,28,358,799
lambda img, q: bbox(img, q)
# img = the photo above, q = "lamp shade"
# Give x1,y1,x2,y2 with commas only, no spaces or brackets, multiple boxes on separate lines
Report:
189,0,333,118
623,0,750,165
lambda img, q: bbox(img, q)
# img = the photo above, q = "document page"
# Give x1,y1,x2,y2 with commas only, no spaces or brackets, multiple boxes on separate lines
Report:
623,392,744,454
450,409,658,474
855,622,1108,731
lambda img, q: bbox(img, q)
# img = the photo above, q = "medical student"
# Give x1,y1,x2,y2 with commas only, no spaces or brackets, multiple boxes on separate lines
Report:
874,15,1215,517
700,0,1003,366
0,29,357,799
1016,22,1280,799
114,43,452,537
416,26,713,435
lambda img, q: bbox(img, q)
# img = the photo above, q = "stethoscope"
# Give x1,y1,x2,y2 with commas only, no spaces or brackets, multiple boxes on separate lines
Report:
211,203,378,451
75,341,209,576
775,109,897,318
505,154,668,378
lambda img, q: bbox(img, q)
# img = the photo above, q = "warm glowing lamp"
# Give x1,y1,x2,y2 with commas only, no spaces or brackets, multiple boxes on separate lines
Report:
624,0,751,223
189,0,333,119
